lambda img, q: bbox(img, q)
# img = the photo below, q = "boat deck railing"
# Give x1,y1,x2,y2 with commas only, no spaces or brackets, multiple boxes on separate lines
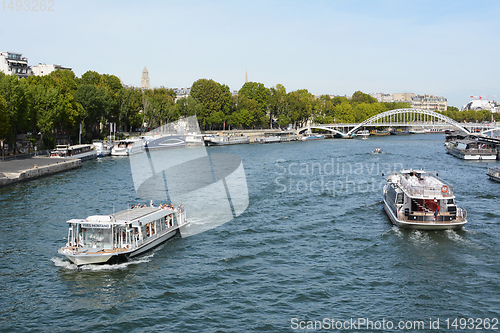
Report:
396,174,454,197
464,148,497,154
487,167,500,177
402,185,454,198
398,207,467,224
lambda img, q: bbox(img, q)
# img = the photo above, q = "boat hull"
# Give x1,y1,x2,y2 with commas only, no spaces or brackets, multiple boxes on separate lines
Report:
301,135,325,141
487,168,500,182
59,229,179,265
383,197,466,230
204,137,250,146
446,147,497,160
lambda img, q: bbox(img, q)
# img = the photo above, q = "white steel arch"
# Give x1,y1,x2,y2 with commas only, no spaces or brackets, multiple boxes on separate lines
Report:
480,127,500,135
346,108,471,136
297,125,345,136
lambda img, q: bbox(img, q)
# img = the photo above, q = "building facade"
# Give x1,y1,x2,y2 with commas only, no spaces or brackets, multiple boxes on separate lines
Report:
0,51,31,78
370,92,447,111
461,99,499,113
411,94,447,111
31,64,72,76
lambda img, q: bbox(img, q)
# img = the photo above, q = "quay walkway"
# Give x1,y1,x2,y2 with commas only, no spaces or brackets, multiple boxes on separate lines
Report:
0,156,81,187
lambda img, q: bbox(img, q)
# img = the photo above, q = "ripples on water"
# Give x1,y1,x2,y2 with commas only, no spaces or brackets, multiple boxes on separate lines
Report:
0,134,499,332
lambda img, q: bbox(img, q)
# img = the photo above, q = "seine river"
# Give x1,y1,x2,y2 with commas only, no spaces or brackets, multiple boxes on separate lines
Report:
1,134,499,332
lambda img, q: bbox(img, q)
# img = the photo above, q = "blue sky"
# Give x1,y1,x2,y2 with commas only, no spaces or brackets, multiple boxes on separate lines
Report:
1,0,499,108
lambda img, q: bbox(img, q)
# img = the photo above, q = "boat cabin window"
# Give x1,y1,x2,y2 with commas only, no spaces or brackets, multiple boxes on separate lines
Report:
396,193,404,205
80,225,113,249
447,199,454,204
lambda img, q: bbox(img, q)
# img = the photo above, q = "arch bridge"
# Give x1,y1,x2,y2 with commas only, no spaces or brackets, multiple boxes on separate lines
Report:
297,108,500,137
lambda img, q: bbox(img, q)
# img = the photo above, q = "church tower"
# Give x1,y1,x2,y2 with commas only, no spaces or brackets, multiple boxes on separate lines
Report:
245,69,248,83
141,66,151,90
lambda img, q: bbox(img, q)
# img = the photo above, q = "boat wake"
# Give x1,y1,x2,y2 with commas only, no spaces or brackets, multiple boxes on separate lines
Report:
408,230,435,246
443,229,481,249
50,254,154,271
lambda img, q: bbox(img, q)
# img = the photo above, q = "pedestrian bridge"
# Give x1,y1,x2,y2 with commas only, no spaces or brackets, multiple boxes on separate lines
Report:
297,108,500,137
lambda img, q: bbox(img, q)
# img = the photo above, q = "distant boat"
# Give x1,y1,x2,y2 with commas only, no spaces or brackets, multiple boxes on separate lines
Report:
50,144,97,161
301,134,325,141
409,128,426,134
373,147,382,154
445,139,497,160
111,138,144,156
185,134,204,146
426,128,446,133
93,141,113,157
390,129,410,135
370,130,390,136
357,130,370,139
487,167,500,182
204,134,250,146
254,136,281,144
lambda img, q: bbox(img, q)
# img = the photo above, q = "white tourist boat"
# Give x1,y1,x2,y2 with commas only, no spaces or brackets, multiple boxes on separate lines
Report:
92,141,113,157
410,128,426,134
50,144,97,161
204,134,250,146
445,139,497,160
357,130,370,139
111,138,144,156
254,135,281,144
185,133,204,146
58,204,188,265
383,169,467,230
487,167,500,182
301,134,325,141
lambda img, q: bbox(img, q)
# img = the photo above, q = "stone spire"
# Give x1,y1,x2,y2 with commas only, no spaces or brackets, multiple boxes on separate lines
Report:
245,69,248,83
141,66,151,90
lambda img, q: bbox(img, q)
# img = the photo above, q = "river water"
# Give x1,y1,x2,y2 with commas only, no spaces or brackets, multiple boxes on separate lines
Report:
1,134,499,332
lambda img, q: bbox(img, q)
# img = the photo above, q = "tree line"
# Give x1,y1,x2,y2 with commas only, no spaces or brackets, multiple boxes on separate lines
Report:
0,70,498,153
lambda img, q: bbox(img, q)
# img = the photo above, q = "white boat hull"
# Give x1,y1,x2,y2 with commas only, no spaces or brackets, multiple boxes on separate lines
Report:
383,196,466,230
59,228,179,265
446,147,497,160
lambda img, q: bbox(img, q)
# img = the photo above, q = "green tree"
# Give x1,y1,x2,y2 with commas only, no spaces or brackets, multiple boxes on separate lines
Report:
238,82,270,128
269,84,287,128
0,74,31,153
229,94,258,129
117,87,143,132
176,95,204,118
190,79,231,129
335,101,355,123
0,95,9,139
142,87,177,129
73,84,113,141
351,91,378,104
79,70,102,86
286,89,313,128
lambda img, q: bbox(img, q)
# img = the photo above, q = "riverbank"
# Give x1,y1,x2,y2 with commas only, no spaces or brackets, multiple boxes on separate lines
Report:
0,157,81,187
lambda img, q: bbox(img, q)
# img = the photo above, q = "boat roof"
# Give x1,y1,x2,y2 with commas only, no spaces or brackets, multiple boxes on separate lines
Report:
399,169,427,174
66,206,177,226
389,169,454,198
457,139,478,144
